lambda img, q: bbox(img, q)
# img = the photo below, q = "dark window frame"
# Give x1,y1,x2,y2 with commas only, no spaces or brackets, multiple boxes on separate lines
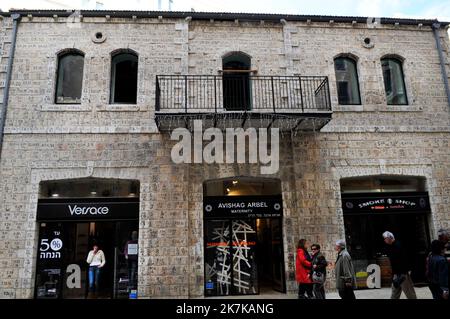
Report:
381,57,408,106
110,50,139,104
55,50,85,104
334,56,362,105
222,52,252,111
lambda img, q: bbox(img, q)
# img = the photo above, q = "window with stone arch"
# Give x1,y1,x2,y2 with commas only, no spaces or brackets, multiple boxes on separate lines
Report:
222,51,252,111
55,49,85,104
110,49,138,104
381,56,408,105
334,55,361,105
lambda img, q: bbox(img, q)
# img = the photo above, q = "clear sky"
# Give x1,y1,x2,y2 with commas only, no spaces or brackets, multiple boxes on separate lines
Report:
1,0,449,22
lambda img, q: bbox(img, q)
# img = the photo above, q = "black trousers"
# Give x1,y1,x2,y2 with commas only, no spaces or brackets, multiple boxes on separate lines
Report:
429,283,446,300
298,283,314,299
313,283,326,299
338,286,356,300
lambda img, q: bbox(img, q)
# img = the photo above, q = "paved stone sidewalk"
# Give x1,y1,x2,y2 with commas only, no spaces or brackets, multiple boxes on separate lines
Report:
205,286,432,299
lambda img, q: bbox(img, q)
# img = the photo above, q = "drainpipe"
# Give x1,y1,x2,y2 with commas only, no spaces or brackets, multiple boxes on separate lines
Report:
0,13,20,161
432,22,450,109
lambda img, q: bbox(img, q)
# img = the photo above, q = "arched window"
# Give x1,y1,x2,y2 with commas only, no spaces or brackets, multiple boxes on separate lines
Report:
55,50,84,104
110,51,138,104
381,57,408,105
334,56,361,105
222,52,251,111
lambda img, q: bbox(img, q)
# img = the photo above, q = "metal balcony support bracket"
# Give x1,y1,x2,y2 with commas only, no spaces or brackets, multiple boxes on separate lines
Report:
267,117,276,129
292,118,304,131
241,112,248,128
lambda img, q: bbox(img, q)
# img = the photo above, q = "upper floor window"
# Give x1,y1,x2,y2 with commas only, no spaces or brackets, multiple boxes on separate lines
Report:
334,57,361,105
222,52,251,111
381,57,408,105
55,51,84,104
110,51,138,104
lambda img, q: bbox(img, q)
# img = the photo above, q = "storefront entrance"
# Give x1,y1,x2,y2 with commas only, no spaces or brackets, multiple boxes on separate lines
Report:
35,220,138,299
35,179,139,299
203,177,286,297
340,176,431,287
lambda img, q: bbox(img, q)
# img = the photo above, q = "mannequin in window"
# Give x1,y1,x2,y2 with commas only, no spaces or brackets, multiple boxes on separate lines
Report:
124,231,138,290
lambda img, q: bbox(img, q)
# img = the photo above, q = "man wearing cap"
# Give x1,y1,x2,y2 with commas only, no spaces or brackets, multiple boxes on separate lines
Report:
382,231,417,299
334,239,356,299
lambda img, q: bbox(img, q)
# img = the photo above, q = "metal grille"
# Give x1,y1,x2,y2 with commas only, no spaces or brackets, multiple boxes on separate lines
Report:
155,75,331,113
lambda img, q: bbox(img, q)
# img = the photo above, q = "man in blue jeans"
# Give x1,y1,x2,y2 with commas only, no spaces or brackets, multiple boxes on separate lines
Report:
86,244,106,295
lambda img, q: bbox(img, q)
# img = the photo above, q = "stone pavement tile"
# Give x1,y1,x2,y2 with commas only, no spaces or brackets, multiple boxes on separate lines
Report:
202,287,433,299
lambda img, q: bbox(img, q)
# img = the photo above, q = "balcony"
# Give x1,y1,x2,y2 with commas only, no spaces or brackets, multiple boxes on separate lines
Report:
155,75,332,132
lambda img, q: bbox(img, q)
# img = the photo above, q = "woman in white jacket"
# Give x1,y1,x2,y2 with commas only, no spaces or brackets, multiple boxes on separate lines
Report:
86,244,106,293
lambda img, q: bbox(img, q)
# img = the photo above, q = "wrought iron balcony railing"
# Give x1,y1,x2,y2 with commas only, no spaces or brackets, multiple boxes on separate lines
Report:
155,75,332,131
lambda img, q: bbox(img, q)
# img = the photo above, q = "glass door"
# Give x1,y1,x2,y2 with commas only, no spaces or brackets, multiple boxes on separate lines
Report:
36,221,139,299
231,219,258,295
204,219,258,296
113,221,139,299
61,223,89,298
204,220,231,296
35,222,64,299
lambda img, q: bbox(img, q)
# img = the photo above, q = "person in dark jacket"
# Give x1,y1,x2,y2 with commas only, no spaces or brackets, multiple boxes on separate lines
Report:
437,228,450,291
427,240,449,300
382,231,417,299
311,244,328,299
334,239,356,300
295,239,313,299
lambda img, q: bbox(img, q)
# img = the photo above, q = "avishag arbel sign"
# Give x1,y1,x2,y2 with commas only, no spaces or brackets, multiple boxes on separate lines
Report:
342,192,430,214
203,195,283,219
37,198,139,221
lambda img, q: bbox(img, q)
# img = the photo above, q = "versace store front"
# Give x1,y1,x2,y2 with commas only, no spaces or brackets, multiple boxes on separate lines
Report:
34,179,140,299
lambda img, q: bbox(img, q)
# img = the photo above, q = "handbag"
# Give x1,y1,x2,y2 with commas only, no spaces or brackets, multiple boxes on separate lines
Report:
312,271,325,284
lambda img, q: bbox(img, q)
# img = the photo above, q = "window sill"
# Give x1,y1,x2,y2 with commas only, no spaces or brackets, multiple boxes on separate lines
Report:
97,105,141,112
39,104,91,112
333,104,423,112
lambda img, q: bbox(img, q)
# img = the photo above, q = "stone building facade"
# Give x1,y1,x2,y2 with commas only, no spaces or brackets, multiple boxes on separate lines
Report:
0,10,449,298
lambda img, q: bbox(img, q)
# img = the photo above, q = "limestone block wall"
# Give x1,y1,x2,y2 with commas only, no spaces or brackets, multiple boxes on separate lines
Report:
0,16,14,120
2,16,449,136
0,14,449,298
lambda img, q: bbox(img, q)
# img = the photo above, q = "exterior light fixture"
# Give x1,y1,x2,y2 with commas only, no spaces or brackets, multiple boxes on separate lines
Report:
90,182,98,196
129,182,138,197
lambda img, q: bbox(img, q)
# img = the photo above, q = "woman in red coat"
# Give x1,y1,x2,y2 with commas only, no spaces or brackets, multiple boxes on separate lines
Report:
296,238,313,299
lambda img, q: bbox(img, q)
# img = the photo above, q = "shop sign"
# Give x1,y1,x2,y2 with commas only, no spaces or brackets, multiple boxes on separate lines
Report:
342,192,430,214
37,198,139,221
203,195,282,219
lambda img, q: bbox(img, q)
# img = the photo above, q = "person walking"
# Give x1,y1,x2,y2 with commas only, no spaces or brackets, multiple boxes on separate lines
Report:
311,243,328,299
427,240,449,300
437,228,450,290
86,243,106,296
295,239,313,299
382,231,417,299
334,239,356,300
